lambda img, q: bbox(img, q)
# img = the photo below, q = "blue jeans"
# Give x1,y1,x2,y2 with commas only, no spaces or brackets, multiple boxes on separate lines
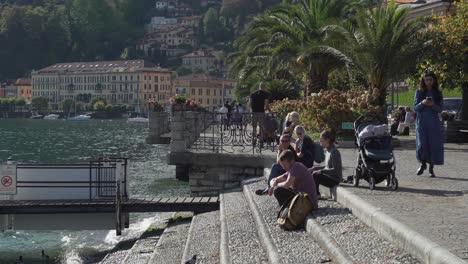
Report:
265,163,286,191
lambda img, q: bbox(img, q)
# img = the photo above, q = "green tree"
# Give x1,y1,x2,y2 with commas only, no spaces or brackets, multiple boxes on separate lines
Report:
203,8,230,43
31,97,49,114
429,1,467,120
61,98,74,117
93,101,106,111
339,2,427,109
230,0,356,96
176,66,193,76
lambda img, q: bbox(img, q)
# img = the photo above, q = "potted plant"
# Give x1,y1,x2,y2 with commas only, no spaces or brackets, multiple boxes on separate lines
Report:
169,94,187,111
147,98,164,112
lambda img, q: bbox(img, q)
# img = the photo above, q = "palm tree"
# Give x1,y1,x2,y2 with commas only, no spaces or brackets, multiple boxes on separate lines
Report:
339,2,428,107
230,0,358,96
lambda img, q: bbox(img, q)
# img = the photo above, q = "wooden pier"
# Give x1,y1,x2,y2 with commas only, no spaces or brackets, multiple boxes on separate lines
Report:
0,197,219,214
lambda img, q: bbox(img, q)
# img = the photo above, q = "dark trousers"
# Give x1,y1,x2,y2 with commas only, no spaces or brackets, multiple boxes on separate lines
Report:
314,173,339,195
273,187,296,206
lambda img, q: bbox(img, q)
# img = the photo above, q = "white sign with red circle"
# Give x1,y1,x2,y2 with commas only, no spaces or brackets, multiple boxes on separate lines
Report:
0,165,16,194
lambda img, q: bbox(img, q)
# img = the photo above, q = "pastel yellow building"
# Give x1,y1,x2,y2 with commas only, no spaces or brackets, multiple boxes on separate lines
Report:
31,60,171,112
15,78,32,101
172,74,234,110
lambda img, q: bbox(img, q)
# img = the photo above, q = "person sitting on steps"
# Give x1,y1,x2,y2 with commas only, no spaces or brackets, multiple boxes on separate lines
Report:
309,130,342,199
255,134,297,195
268,149,318,209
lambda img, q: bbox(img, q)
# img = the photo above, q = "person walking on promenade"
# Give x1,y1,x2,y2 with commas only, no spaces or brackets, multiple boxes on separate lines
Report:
250,82,270,145
309,130,342,197
414,71,444,177
294,126,315,168
255,134,297,195
268,150,318,209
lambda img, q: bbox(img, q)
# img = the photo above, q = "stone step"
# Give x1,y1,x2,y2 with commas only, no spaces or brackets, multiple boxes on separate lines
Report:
242,178,333,264
220,188,269,264
148,220,191,264
309,198,420,264
180,210,220,264
121,226,165,264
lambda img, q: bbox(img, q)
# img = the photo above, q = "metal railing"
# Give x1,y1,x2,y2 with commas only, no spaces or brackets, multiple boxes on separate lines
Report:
14,157,128,200
189,112,279,154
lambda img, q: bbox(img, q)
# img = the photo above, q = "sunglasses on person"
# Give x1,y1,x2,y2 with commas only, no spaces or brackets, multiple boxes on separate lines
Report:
280,139,289,143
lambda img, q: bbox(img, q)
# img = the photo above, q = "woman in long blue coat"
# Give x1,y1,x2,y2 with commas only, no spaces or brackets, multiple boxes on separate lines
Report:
414,71,444,177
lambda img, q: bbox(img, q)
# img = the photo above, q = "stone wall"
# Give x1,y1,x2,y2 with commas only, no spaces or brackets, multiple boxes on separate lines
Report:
168,152,275,196
146,112,171,144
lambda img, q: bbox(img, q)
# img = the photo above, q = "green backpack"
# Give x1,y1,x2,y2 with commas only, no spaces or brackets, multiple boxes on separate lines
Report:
313,142,325,163
277,192,313,230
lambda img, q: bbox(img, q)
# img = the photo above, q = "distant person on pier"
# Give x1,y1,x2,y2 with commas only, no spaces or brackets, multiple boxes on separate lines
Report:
414,71,444,177
250,82,270,144
223,100,233,130
255,134,297,195
268,150,318,209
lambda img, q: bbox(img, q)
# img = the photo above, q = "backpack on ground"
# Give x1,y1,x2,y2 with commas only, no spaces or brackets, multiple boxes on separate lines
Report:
277,192,313,230
313,142,325,163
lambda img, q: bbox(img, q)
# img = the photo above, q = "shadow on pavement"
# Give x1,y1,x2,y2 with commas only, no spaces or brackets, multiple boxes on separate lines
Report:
393,186,464,197
341,183,465,197
431,176,468,182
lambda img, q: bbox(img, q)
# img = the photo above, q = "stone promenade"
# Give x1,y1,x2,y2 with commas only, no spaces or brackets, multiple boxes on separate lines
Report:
338,143,468,261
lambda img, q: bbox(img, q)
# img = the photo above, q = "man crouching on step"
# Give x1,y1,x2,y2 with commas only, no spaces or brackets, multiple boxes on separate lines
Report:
268,150,319,209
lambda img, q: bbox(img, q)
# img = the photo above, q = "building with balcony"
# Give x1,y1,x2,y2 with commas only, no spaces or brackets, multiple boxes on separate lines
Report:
172,74,235,110
31,60,172,112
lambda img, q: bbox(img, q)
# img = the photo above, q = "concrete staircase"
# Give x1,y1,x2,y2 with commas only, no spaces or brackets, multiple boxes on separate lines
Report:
103,173,421,264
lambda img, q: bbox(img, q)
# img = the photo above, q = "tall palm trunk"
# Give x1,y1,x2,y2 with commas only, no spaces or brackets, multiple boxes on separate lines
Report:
308,72,328,95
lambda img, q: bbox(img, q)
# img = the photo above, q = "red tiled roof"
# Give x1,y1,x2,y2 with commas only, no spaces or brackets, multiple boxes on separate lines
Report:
15,78,31,86
35,60,170,74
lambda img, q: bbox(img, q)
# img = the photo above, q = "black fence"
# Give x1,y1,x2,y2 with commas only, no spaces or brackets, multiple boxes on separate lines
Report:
189,112,279,154
15,158,128,200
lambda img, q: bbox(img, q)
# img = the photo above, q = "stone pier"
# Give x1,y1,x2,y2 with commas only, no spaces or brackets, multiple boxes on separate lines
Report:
146,112,171,144
167,111,275,196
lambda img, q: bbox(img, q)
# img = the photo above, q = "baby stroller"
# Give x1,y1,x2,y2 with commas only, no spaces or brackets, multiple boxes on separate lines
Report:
352,114,398,191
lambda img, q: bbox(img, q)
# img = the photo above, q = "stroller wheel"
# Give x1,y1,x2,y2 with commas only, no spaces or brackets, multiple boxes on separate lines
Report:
369,176,376,190
390,177,398,191
353,169,360,187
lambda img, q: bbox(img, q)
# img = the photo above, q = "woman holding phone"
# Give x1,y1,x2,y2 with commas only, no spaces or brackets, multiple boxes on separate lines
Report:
414,71,444,177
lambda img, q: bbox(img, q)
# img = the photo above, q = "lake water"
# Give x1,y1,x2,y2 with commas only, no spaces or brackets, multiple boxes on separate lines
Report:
0,119,189,263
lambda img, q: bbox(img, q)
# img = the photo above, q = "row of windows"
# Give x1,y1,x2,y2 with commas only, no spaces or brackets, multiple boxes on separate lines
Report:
183,58,214,65
186,88,231,96
35,74,170,84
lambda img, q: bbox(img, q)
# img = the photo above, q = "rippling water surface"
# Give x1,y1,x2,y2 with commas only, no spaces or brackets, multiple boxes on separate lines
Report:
0,119,188,263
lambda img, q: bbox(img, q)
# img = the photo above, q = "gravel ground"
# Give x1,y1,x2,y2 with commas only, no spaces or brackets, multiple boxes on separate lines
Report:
148,221,191,264
222,189,269,264
122,236,160,264
100,248,133,264
183,210,220,264
244,179,332,264
314,199,420,264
